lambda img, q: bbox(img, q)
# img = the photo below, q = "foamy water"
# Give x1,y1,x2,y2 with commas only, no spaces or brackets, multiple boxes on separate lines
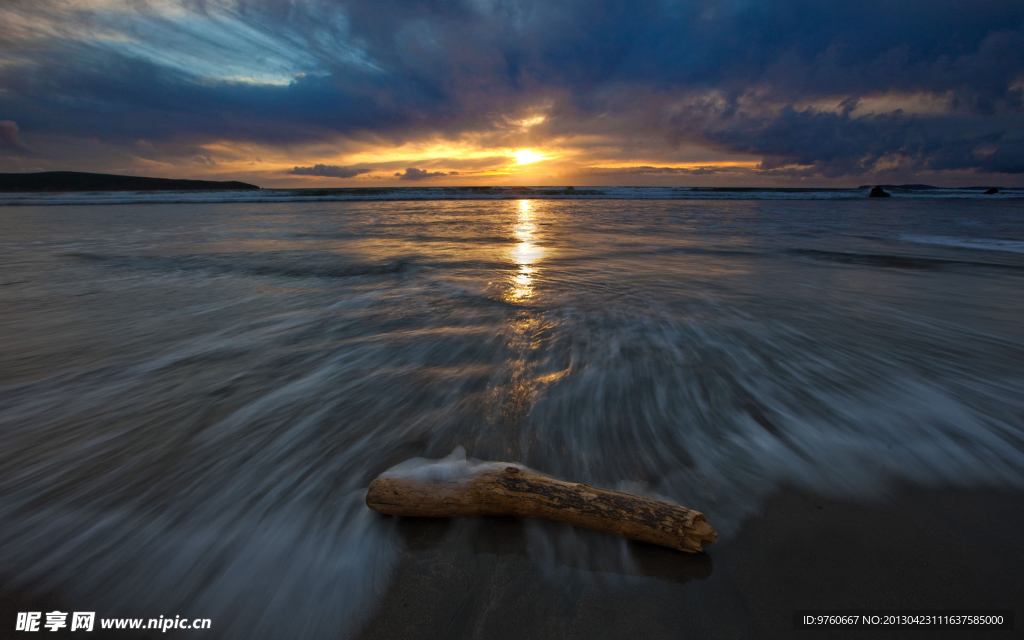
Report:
1,197,1022,637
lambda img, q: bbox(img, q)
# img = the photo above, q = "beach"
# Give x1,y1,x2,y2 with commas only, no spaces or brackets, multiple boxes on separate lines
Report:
1,192,1022,638
358,485,1023,639
4,485,1019,639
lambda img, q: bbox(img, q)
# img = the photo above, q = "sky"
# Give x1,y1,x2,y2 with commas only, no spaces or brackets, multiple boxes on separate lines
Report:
1,0,1023,188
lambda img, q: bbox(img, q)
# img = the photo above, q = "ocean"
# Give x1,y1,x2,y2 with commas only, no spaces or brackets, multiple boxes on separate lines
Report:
1,190,1022,637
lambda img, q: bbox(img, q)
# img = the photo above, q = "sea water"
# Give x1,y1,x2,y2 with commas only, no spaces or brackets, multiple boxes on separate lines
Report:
1,192,1022,636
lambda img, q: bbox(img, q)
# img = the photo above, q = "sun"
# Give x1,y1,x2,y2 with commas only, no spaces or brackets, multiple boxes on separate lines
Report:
513,149,545,165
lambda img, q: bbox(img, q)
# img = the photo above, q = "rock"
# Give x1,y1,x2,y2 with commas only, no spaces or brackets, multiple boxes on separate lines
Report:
868,186,890,198
984,187,999,195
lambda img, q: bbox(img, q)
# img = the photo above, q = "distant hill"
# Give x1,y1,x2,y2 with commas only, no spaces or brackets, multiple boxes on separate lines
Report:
0,171,260,192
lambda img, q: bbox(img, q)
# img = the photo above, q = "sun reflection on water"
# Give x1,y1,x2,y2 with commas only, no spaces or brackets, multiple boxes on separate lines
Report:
507,199,544,302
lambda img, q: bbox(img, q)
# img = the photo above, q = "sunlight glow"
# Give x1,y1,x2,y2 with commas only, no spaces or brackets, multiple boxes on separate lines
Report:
514,149,545,165
516,115,547,128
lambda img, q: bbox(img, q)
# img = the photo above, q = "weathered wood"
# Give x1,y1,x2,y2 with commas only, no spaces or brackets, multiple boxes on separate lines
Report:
366,465,717,553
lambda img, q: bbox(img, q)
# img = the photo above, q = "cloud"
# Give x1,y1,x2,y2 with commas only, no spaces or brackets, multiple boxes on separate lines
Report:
586,165,729,176
0,120,30,154
394,167,447,181
676,104,1024,176
289,164,373,178
1,1,1023,181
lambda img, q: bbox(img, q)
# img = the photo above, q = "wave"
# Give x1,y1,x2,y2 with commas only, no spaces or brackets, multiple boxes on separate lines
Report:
786,248,1024,271
3,185,1023,205
64,251,532,281
65,251,418,279
898,235,1024,255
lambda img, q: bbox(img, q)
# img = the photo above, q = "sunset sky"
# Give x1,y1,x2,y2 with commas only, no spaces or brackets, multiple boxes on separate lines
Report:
1,0,1023,187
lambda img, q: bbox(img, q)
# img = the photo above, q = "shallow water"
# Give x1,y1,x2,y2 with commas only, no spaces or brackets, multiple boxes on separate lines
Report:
1,197,1023,637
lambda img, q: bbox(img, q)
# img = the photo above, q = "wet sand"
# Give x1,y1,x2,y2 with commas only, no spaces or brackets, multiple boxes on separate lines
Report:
357,485,1023,639
1,485,1019,639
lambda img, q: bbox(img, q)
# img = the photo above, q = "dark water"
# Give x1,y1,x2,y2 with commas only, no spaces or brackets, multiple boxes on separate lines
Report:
1,197,1023,637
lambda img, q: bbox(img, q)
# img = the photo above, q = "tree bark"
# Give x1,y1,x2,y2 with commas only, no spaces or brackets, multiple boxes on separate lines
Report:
366,465,717,553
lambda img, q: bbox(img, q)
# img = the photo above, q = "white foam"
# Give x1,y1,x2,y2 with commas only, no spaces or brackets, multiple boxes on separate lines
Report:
380,445,530,481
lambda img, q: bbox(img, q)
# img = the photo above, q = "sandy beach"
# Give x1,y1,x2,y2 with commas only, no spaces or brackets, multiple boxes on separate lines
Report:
3,485,1019,639
357,485,1022,639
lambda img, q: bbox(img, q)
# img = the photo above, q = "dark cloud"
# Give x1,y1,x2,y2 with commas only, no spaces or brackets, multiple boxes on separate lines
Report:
677,105,1024,176
290,164,373,178
1,1,1023,179
588,166,727,176
394,167,447,181
0,120,30,155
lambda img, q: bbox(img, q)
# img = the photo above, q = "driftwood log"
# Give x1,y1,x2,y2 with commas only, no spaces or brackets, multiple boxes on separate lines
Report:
366,465,717,553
